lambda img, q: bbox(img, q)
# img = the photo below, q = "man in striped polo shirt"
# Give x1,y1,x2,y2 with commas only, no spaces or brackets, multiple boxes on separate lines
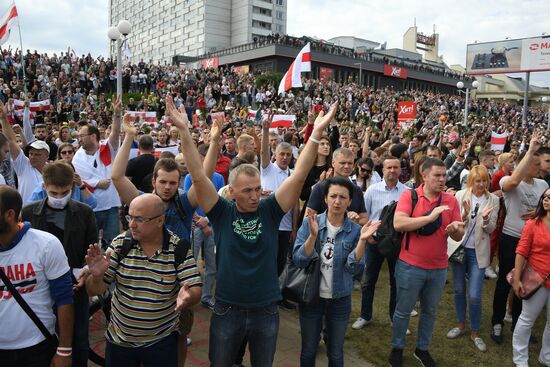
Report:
85,194,201,366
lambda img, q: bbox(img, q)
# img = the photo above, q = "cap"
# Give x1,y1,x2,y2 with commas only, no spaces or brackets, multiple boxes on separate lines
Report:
29,140,50,153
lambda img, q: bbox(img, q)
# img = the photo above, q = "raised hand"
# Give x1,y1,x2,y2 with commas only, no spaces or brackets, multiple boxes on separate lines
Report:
175,283,192,311
481,205,493,221
312,102,338,134
307,104,315,125
85,244,111,278
462,199,471,219
307,212,319,238
0,101,7,123
263,109,274,130
360,220,381,241
166,94,190,130
113,95,122,116
122,113,137,137
210,116,223,142
529,131,542,152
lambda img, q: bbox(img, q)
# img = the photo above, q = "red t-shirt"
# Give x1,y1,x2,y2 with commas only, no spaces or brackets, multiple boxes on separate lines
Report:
491,169,506,192
216,155,231,184
396,185,461,269
516,219,550,289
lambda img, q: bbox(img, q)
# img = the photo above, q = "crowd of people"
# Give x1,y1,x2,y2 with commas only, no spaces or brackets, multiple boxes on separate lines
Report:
0,47,549,367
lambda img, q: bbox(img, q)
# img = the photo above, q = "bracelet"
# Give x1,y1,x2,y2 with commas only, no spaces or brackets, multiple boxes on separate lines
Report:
57,347,73,352
56,351,72,357
309,137,320,144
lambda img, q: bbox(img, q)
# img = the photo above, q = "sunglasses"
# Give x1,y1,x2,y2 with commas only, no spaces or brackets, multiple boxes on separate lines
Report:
542,194,550,200
60,150,74,155
359,167,372,174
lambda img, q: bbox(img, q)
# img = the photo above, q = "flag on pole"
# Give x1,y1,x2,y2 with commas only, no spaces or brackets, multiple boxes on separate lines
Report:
270,115,296,128
277,43,311,95
0,3,18,45
124,40,132,60
69,47,78,64
490,131,507,151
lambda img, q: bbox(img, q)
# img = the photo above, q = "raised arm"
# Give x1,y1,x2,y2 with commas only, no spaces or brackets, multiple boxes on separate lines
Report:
502,132,541,192
108,96,122,149
0,101,22,159
275,102,339,212
361,127,371,159
166,95,219,213
260,112,272,169
111,114,139,205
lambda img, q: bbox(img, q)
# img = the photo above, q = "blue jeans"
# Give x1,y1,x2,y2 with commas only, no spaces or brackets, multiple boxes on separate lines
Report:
360,243,396,321
94,207,121,245
209,302,279,367
72,296,90,367
299,296,351,367
105,331,178,367
451,248,485,332
392,260,447,350
193,226,216,303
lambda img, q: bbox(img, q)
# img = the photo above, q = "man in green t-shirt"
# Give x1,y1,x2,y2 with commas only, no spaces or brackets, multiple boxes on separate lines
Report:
167,95,338,366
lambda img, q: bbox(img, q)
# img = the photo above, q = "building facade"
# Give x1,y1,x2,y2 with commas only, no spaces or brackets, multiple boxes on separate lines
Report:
109,0,287,64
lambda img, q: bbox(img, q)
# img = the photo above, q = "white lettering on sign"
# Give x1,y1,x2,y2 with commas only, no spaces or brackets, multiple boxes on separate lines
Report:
400,105,414,114
391,67,402,76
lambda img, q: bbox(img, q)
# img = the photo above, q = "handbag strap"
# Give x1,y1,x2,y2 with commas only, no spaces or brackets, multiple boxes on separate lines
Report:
0,267,54,340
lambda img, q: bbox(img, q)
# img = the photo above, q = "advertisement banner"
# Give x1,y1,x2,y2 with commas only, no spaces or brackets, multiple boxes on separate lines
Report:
201,57,219,69
384,65,408,79
397,101,417,128
319,67,334,82
466,36,550,74
233,65,249,74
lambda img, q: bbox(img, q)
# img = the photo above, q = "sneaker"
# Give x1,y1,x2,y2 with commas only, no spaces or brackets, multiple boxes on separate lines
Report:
446,327,466,339
504,311,513,323
413,348,436,367
406,328,412,336
187,337,192,346
352,317,371,330
472,336,487,352
485,267,498,279
388,348,403,367
491,324,503,344
410,309,418,317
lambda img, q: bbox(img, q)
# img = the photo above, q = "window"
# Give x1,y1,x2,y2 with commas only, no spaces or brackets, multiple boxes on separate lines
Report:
252,20,271,30
276,0,283,5
276,11,283,20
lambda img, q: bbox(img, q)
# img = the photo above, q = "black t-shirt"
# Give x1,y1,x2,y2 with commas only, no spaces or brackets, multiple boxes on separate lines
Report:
306,178,367,214
126,154,156,193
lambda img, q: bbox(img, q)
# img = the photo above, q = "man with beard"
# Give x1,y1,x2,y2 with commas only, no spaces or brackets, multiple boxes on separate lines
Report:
0,186,74,367
21,161,97,367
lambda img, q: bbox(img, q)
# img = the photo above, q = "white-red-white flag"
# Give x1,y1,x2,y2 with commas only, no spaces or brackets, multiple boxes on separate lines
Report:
270,115,296,128
126,111,158,124
278,43,311,95
491,131,507,151
13,99,50,115
0,3,18,45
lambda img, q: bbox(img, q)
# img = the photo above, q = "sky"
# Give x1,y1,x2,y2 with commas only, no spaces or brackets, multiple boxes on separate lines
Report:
1,0,549,87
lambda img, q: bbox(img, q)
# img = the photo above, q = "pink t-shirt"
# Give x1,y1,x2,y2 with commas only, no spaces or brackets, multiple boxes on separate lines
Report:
396,185,461,269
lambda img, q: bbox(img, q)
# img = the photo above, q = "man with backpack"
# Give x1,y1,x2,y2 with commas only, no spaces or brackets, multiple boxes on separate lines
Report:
352,156,407,330
85,193,201,366
389,158,464,367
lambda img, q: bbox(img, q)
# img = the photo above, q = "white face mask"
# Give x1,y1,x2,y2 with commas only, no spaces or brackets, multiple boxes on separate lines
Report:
47,191,71,209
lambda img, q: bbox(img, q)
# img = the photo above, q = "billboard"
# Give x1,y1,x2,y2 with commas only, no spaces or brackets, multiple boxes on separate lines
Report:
319,67,334,82
384,65,408,79
466,36,550,74
201,57,219,69
397,101,417,128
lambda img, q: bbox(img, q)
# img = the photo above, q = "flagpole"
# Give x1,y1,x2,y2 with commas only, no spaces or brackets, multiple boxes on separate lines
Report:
14,2,26,95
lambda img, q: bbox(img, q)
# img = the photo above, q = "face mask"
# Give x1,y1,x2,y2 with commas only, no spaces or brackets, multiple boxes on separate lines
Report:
47,191,71,209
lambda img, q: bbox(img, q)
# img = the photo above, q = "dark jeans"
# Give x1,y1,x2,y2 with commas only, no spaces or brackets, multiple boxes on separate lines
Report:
277,230,292,276
360,243,396,321
209,302,279,367
492,233,522,329
72,296,90,367
0,337,56,367
105,331,178,367
299,296,351,367
94,206,121,245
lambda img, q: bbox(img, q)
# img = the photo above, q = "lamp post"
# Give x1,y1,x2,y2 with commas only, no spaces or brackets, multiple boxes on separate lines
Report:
457,80,479,126
354,62,362,86
542,96,550,131
108,19,132,99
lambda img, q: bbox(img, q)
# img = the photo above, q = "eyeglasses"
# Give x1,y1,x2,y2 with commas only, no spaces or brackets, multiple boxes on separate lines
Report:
78,134,90,138
125,214,163,224
60,150,74,155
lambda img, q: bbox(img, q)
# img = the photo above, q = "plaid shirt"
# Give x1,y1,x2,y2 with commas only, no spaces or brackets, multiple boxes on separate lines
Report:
446,158,464,181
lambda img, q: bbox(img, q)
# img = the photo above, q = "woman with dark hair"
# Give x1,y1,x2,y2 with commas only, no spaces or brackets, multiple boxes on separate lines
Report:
57,142,76,163
511,189,550,367
405,155,427,189
352,157,381,193
293,176,380,366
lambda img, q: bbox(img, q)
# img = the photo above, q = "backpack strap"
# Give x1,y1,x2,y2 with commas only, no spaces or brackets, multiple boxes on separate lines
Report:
172,193,191,234
405,188,419,251
173,238,191,267
117,231,135,262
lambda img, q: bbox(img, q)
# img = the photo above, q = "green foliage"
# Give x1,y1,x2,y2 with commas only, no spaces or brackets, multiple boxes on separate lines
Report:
255,72,283,89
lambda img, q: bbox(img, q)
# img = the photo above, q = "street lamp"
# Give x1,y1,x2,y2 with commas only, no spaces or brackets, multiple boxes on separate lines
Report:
457,80,479,126
108,19,132,98
354,62,362,86
542,96,550,131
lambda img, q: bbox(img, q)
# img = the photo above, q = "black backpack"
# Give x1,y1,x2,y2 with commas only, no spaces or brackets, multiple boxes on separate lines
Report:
376,189,418,259
116,231,191,268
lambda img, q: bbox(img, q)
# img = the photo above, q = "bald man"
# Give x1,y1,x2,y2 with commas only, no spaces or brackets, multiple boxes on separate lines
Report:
85,194,202,367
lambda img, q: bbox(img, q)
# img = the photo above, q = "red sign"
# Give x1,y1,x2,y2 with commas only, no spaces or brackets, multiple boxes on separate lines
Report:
384,64,408,79
397,102,417,128
319,67,334,82
201,57,219,69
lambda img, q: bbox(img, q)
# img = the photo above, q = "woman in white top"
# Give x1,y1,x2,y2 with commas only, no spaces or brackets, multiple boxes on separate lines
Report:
447,165,500,351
